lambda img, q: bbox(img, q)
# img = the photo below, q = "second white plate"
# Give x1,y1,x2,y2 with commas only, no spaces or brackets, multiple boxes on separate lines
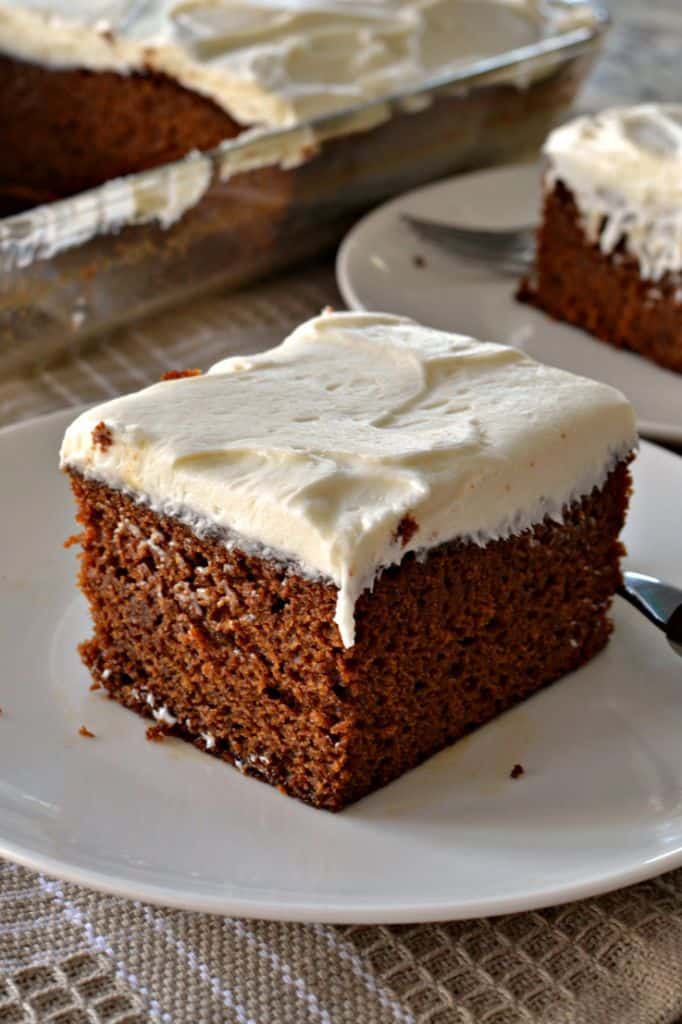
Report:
337,163,682,445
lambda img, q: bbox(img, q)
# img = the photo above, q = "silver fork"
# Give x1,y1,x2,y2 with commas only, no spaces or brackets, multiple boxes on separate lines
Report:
402,214,536,276
620,571,682,657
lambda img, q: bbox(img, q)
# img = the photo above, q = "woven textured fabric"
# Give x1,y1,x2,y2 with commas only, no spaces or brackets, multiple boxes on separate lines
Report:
3,2,682,1018
3,861,682,1024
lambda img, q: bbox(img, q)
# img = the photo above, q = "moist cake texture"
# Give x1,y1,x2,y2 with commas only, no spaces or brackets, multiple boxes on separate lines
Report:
0,57,242,210
519,105,682,373
61,311,637,810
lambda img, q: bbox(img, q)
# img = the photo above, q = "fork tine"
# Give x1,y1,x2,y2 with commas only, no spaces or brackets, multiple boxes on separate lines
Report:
402,214,535,248
401,214,536,269
460,255,531,276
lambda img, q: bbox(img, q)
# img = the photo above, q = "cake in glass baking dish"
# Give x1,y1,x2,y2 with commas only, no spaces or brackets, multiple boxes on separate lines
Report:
60,311,637,810
519,104,682,373
0,0,600,211
0,1,608,378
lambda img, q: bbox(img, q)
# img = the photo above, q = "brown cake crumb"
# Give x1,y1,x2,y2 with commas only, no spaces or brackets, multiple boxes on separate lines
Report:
413,254,427,268
146,724,168,742
78,725,95,738
393,514,419,547
160,368,202,381
91,421,114,450
89,681,102,691
0,55,244,211
69,460,630,811
510,763,525,779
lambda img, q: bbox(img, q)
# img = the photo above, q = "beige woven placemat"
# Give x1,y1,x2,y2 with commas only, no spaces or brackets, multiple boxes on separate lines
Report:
2,264,682,1024
2,861,682,1024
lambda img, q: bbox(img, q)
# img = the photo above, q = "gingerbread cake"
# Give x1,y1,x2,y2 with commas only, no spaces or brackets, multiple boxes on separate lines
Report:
0,0,600,214
519,105,682,373
61,311,637,811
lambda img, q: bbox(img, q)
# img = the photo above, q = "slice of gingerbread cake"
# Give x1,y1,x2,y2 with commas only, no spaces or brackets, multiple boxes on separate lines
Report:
519,104,682,373
60,311,637,810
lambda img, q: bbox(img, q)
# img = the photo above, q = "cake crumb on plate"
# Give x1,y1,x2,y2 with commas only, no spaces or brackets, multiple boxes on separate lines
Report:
146,724,168,742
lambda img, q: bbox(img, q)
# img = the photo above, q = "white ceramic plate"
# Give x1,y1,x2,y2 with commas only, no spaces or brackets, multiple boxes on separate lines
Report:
337,163,682,445
2,408,682,922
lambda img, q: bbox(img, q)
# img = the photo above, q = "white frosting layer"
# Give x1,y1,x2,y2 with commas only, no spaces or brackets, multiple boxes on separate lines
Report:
60,311,636,647
2,150,213,270
544,104,682,281
1,123,319,270
0,0,599,128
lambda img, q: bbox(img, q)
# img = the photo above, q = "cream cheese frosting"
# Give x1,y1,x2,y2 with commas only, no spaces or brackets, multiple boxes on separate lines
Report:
544,104,682,281
60,311,637,648
2,150,214,271
0,0,600,128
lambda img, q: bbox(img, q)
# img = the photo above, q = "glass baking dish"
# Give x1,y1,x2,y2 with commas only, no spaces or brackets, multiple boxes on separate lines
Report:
0,3,608,376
